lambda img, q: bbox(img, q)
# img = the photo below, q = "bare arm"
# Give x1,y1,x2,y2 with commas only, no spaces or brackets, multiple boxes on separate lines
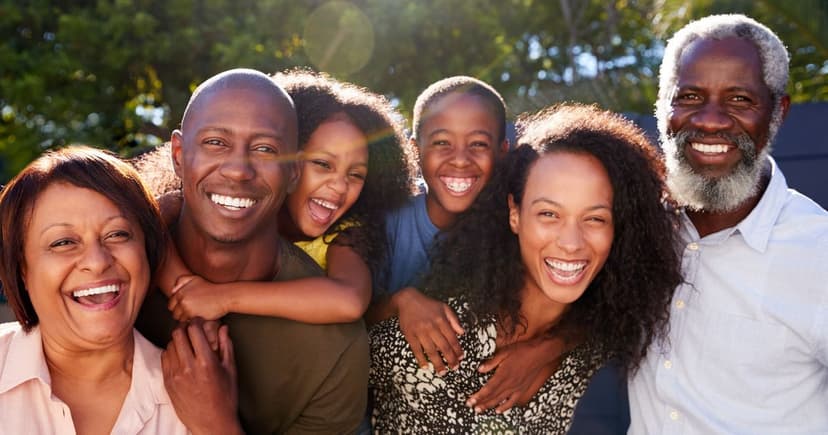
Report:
169,243,372,324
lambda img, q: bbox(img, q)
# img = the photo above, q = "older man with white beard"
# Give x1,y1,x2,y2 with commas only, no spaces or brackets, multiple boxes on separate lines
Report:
628,14,828,435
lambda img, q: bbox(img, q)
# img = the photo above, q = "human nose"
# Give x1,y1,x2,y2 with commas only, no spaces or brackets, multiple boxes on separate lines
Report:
556,221,585,254
219,150,255,181
327,173,348,195
77,241,114,274
449,146,471,167
690,100,734,133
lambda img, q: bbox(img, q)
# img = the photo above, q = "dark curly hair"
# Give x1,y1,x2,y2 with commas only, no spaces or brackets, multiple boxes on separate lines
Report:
424,104,682,375
272,69,418,282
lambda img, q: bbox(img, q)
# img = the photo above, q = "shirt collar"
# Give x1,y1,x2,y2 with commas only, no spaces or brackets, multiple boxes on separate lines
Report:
0,325,170,408
0,324,51,394
115,330,171,428
732,156,789,253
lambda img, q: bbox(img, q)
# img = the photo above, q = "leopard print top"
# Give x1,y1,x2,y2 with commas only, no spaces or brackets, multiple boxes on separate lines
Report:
369,298,606,434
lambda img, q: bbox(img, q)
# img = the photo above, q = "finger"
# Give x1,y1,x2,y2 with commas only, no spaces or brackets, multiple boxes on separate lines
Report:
475,385,515,413
203,320,220,352
171,325,195,366
161,342,178,377
467,370,508,409
429,323,461,370
494,391,520,414
171,275,195,295
167,293,180,313
443,305,465,336
478,351,508,373
186,318,216,362
403,333,429,370
516,369,549,406
419,337,447,376
218,325,237,382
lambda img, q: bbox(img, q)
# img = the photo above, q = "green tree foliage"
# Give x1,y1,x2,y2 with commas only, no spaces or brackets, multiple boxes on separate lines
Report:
1,0,826,181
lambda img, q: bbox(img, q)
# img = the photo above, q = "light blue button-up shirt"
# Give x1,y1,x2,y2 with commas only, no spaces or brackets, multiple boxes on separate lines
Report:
628,158,828,434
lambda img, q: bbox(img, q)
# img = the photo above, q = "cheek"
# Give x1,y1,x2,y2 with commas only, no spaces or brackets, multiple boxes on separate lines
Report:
345,183,364,209
589,228,614,265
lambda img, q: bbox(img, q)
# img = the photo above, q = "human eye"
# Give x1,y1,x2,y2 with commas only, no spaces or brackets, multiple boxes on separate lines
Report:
203,138,226,147
348,170,367,181
538,210,558,219
585,213,612,225
311,159,332,170
430,139,450,148
252,143,279,154
105,229,132,242
470,141,491,149
49,238,76,249
674,92,701,104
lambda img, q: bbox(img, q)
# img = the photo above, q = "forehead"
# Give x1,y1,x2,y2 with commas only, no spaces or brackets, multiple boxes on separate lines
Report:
303,120,368,156
421,94,500,132
677,37,766,91
185,87,296,139
524,152,612,198
29,183,120,227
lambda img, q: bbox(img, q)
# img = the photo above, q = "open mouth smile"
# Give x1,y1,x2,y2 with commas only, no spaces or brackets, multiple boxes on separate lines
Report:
440,176,478,195
544,259,588,285
210,193,257,211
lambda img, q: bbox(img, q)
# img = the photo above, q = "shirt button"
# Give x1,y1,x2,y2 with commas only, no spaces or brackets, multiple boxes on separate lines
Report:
687,242,699,251
664,360,673,369
675,300,685,309
670,410,680,420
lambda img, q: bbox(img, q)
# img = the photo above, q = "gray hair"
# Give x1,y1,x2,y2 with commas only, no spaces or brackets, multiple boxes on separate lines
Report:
656,14,790,145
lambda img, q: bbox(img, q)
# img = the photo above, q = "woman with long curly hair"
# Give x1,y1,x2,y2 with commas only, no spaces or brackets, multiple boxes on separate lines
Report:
369,104,682,433
137,69,418,324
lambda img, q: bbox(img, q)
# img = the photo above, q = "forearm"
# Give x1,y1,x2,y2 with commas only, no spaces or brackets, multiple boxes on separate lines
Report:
224,277,369,324
156,236,193,297
364,290,405,326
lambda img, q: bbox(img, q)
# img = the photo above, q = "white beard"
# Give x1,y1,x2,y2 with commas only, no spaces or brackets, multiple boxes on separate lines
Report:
661,129,768,213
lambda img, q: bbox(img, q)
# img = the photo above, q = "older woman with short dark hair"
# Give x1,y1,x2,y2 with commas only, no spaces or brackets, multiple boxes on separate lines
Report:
0,146,236,434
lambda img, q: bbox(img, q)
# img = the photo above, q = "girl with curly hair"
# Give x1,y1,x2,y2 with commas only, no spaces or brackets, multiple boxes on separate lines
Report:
141,69,418,324
369,104,682,433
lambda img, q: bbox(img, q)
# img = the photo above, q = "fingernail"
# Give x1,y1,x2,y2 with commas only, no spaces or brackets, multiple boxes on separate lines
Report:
474,406,483,414
466,398,476,407
452,365,460,371
438,369,447,377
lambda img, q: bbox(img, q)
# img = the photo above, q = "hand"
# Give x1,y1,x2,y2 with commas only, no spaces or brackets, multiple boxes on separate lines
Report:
167,275,228,322
466,335,566,414
395,287,465,376
161,318,242,435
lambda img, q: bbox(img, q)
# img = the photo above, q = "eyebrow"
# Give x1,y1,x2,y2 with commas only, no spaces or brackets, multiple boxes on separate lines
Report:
40,215,129,236
677,84,759,95
197,126,284,142
531,198,612,211
426,128,494,140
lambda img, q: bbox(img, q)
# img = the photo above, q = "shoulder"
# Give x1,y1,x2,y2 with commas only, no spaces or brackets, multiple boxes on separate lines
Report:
0,322,21,374
276,237,325,280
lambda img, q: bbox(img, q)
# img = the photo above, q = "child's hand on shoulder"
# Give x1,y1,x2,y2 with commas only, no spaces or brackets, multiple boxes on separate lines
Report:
395,287,465,376
168,275,229,322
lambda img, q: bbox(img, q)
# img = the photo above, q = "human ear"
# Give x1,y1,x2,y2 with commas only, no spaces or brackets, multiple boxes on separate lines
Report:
779,94,791,122
508,194,519,234
500,139,510,154
170,130,184,178
285,158,301,195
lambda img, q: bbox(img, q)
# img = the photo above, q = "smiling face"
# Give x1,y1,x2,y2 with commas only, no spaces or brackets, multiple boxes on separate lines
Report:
285,118,368,240
510,152,614,311
22,183,150,349
662,37,782,212
171,86,298,244
419,93,504,229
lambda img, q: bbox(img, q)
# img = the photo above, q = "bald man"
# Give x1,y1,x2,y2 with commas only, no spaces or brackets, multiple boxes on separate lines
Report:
136,69,369,434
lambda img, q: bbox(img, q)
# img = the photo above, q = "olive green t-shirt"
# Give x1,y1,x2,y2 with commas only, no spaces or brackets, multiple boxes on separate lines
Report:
136,238,369,434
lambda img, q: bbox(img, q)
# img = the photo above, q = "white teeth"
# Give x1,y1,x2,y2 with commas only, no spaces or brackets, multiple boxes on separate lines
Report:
211,194,256,210
691,143,729,154
73,284,119,298
544,259,587,272
442,177,474,193
311,198,338,210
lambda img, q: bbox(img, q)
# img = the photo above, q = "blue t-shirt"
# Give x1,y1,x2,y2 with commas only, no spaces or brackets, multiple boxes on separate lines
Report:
380,194,439,295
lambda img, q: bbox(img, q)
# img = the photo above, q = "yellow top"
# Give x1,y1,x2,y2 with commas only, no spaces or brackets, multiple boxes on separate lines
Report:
293,221,356,271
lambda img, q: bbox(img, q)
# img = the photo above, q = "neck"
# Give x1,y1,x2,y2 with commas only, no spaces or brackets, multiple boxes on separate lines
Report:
508,281,568,342
425,197,457,230
175,208,282,283
42,330,133,386
688,166,771,238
